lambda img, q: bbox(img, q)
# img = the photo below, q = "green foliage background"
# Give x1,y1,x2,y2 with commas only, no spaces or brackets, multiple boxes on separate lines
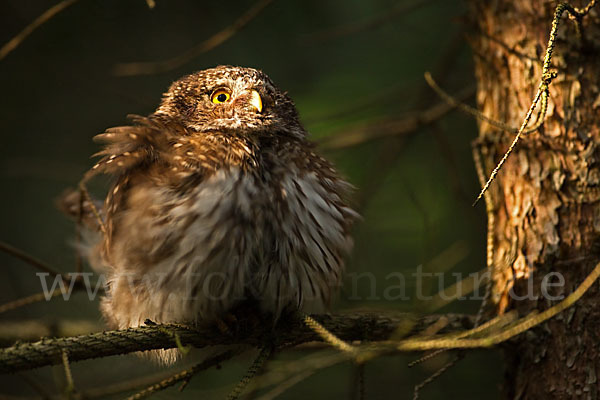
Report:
0,1,501,398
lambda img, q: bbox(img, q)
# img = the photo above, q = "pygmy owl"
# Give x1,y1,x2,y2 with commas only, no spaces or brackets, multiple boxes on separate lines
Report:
70,66,357,361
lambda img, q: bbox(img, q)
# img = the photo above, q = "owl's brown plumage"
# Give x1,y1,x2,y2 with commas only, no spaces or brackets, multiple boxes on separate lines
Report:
75,66,357,361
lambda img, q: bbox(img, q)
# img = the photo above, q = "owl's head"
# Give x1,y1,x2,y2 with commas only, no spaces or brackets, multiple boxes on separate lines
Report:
154,65,305,138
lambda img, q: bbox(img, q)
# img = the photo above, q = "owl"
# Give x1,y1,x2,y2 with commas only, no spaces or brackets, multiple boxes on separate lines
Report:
68,66,357,362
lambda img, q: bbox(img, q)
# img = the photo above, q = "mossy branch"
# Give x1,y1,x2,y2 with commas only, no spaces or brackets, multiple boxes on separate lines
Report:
0,313,474,374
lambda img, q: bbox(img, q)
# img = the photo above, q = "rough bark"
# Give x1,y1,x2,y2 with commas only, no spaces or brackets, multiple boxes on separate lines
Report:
468,1,600,398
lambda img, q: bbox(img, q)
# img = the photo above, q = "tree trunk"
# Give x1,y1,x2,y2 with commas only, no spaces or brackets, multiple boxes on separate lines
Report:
468,1,600,398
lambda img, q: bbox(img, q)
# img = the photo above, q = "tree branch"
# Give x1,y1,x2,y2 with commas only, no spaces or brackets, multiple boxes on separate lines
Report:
0,312,475,374
113,0,276,76
318,85,475,150
0,0,80,62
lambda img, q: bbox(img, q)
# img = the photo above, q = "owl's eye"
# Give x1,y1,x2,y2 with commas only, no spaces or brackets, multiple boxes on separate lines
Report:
211,89,231,104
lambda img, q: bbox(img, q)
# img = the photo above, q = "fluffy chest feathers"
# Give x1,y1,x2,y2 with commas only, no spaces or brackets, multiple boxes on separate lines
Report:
71,66,360,366
90,117,357,328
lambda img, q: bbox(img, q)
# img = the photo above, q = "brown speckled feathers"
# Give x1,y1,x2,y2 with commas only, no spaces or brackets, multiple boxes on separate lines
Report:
70,65,358,363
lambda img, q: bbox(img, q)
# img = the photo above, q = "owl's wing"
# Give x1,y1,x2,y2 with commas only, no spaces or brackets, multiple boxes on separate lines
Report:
84,115,187,181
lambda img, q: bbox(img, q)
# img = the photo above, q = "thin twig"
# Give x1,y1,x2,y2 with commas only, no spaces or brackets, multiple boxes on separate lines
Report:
319,85,475,150
424,72,541,135
423,268,485,313
303,315,357,354
412,353,463,400
61,350,76,398
255,352,350,400
255,368,316,400
302,0,439,44
113,0,276,76
472,83,547,206
80,369,189,399
472,146,495,326
393,260,600,351
0,0,80,61
0,290,63,314
479,31,543,64
357,363,365,400
74,189,84,273
574,0,597,14
0,278,98,315
78,182,106,234
407,349,445,368
226,346,273,400
0,240,63,277
125,350,238,400
345,30,466,215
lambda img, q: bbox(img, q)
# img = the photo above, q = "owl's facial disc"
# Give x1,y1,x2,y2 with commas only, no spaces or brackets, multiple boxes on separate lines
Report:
154,66,305,138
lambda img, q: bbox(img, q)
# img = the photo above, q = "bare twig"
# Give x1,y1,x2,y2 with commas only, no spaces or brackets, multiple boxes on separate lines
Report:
74,189,84,274
255,352,351,400
79,368,189,399
412,353,462,400
319,85,475,150
0,279,96,315
255,368,316,400
226,346,273,400
0,240,62,278
571,0,597,15
0,275,93,315
392,260,600,351
303,315,356,354
61,350,76,397
125,350,238,400
0,291,62,314
472,80,548,205
478,30,543,64
424,72,542,135
0,0,80,61
472,146,495,326
344,31,468,217
302,0,439,44
424,268,486,313
357,363,365,400
406,311,516,367
78,182,106,234
113,0,276,76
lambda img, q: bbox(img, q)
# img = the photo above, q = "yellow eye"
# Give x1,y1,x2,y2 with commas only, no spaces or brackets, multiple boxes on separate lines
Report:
211,90,231,104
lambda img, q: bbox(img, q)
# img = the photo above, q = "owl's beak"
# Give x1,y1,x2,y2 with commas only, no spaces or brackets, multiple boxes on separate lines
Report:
249,90,263,113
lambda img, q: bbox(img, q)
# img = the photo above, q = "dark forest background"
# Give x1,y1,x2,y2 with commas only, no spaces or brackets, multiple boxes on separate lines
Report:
0,1,501,398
